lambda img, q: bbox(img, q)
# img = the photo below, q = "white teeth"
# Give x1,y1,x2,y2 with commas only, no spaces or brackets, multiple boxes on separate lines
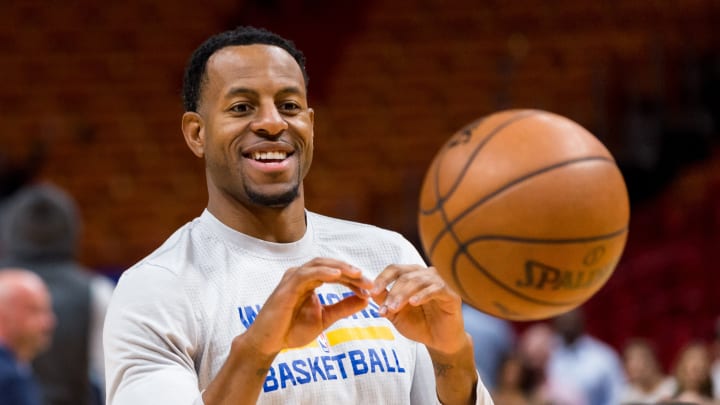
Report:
251,151,287,161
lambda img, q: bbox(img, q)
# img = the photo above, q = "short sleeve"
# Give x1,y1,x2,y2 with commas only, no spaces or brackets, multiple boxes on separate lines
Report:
103,264,202,405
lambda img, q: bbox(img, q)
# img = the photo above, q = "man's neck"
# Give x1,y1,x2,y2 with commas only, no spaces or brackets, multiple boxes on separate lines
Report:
207,198,307,243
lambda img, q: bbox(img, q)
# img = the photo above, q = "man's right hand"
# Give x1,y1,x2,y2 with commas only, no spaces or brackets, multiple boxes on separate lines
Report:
244,257,373,356
203,258,373,405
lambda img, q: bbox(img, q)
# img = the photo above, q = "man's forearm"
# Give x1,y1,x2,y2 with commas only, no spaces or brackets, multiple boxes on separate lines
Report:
428,332,478,405
201,334,278,405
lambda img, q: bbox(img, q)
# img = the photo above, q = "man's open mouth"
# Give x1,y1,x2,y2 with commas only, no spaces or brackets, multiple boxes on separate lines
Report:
246,151,291,162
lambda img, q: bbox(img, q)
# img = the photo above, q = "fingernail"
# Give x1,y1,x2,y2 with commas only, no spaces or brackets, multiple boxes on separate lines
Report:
379,305,388,316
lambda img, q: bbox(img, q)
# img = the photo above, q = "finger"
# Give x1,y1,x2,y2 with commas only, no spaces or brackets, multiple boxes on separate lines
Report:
346,284,371,299
370,264,404,296
406,282,447,307
379,267,439,315
371,287,389,307
302,258,374,292
322,295,369,327
285,264,372,297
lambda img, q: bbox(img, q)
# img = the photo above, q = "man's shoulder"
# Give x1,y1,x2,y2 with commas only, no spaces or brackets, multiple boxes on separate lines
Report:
308,211,402,239
121,218,203,279
307,211,423,265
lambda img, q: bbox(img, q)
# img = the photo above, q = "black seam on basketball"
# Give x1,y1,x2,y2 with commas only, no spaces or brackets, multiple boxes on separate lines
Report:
460,226,628,245
426,155,616,257
422,110,538,217
449,228,627,307
425,110,539,260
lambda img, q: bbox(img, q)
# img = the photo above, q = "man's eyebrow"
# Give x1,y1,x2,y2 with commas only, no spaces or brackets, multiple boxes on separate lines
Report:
225,87,258,98
224,86,304,98
276,86,304,96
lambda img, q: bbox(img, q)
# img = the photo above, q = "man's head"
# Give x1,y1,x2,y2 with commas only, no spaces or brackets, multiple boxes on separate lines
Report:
518,323,555,369
622,338,662,385
0,268,56,362
182,26,308,113
0,183,80,261
552,307,585,345
181,27,315,216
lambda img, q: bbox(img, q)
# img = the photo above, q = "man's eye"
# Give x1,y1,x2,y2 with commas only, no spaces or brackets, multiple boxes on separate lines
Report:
279,102,301,112
230,103,251,113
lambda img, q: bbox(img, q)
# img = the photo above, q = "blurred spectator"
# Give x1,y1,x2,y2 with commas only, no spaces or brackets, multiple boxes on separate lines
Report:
0,268,56,405
491,352,530,405
517,322,587,405
667,341,716,404
620,338,675,403
0,184,114,405
547,308,625,405
712,317,720,399
462,303,515,390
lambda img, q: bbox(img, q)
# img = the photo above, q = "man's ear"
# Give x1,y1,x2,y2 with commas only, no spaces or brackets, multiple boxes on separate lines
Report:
308,107,315,138
182,112,205,158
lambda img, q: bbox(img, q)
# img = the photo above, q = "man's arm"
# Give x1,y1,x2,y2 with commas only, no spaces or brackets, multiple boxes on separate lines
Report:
372,264,492,405
427,333,480,404
104,265,205,405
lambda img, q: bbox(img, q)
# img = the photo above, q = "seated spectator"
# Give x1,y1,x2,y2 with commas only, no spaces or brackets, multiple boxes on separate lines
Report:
518,322,587,405
0,268,56,405
547,308,625,405
620,338,676,403
666,341,717,404
492,352,530,405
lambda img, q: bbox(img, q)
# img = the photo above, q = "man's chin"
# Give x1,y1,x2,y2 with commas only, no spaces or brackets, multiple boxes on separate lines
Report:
246,186,300,208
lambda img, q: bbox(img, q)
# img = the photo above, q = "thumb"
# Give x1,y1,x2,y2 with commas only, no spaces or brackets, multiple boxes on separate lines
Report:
322,295,369,328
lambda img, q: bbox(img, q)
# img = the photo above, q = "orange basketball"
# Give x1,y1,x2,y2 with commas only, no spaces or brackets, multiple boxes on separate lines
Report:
418,109,630,321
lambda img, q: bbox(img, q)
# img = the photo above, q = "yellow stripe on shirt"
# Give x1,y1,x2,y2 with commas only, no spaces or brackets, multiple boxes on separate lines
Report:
283,326,395,352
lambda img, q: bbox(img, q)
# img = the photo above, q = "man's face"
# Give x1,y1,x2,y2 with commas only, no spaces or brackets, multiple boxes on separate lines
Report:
191,44,314,209
623,344,654,382
8,284,55,360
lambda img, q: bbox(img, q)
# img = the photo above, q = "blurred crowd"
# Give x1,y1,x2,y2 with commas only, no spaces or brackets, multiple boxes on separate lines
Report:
0,176,114,405
465,304,720,404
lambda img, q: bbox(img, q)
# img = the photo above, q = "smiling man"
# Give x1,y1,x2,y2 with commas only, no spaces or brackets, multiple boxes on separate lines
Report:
103,26,493,405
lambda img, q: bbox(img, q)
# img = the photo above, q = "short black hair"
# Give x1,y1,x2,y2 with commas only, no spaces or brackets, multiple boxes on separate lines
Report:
181,26,308,112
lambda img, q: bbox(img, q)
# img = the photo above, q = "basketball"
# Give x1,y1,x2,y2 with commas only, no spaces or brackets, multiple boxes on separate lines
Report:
418,109,630,321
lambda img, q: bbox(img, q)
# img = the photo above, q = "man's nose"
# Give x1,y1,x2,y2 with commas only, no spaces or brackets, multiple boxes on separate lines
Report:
250,104,288,136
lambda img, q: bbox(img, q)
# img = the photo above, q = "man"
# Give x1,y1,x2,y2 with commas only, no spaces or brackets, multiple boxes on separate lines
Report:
518,323,587,404
0,268,56,405
547,308,625,405
0,184,114,405
619,338,675,403
103,26,492,405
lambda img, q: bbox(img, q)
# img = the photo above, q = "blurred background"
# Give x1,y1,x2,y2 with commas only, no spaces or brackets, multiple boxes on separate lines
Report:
1,0,718,376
